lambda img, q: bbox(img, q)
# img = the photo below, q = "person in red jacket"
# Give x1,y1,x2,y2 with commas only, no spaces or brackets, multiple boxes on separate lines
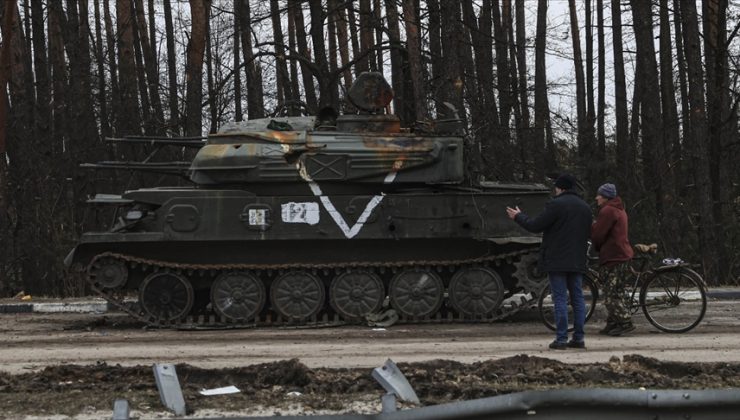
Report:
591,183,635,336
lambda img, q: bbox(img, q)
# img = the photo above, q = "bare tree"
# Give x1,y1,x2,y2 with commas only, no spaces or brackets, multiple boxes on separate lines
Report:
92,0,110,136
659,0,681,188
163,0,180,131
270,0,293,107
678,0,720,284
333,0,352,91
533,0,551,175
385,0,409,121
237,0,264,119
233,5,242,121
134,0,165,132
116,0,142,135
289,0,318,112
358,0,374,73
611,0,631,190
631,0,675,244
702,0,735,283
568,0,588,174
184,0,209,136
596,0,606,176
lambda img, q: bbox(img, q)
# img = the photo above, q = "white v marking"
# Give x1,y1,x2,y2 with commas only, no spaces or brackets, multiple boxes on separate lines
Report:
305,167,399,239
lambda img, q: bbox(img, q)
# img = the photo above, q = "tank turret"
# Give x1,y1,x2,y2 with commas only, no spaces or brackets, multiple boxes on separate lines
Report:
189,72,463,191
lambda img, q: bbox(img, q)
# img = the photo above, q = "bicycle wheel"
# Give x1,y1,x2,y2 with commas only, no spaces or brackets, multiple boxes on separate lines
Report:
538,272,598,332
640,266,707,333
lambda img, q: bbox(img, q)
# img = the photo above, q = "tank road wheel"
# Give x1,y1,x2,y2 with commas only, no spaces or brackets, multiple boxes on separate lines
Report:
389,269,444,318
139,272,194,322
88,257,128,289
271,271,325,321
211,272,266,322
330,271,385,321
513,252,548,295
449,267,504,316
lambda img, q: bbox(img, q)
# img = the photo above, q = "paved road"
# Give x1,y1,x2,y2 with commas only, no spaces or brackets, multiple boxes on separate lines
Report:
0,299,736,374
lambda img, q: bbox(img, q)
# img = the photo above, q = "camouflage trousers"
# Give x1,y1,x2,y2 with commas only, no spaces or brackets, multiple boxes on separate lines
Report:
599,261,633,325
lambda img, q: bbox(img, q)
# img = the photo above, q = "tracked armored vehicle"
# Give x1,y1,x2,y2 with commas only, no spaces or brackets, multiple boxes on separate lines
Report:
66,72,550,328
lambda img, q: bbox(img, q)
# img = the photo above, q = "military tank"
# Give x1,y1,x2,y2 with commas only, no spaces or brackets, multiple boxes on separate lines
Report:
66,72,550,328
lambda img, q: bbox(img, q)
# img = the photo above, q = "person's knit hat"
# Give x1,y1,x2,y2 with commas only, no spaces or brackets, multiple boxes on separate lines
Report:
597,183,617,199
554,173,577,190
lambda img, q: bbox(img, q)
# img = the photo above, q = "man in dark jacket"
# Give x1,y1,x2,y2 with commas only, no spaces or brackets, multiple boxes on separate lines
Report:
591,183,635,336
506,174,592,350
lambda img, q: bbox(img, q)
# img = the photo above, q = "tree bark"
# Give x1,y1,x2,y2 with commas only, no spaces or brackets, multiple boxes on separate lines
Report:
460,1,480,122
236,0,264,119
596,0,606,176
585,0,596,166
116,0,142,136
270,0,293,108
308,1,335,109
134,0,165,132
289,0,318,112
184,0,208,136
678,0,720,284
130,1,152,134
92,0,110,137
611,0,631,190
514,0,529,132
328,0,339,105
163,0,179,131
631,0,673,233
402,0,426,121
30,0,50,139
477,0,499,129
373,0,383,72
205,14,216,132
534,0,552,174
334,0,352,91
286,0,299,112
385,0,408,121
233,5,242,122
492,0,511,143
49,0,69,149
702,0,733,283
655,0,681,254
567,0,588,175
0,0,17,156
439,0,464,118
673,0,690,152
358,0,373,73
346,1,361,77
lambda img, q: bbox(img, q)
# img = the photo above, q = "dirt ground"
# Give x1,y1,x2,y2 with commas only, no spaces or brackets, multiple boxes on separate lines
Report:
0,300,739,419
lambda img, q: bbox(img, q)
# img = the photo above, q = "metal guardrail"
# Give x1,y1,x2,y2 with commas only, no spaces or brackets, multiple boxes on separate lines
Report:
190,388,740,420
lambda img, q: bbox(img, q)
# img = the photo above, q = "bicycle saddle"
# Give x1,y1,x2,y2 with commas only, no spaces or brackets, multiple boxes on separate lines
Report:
634,243,658,254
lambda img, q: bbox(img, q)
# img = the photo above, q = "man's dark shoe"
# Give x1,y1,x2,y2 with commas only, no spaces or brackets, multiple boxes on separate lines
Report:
549,340,568,350
607,322,636,336
567,340,586,349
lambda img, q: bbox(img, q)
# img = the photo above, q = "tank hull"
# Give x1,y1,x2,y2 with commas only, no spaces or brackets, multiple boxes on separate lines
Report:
69,186,550,328
69,188,546,267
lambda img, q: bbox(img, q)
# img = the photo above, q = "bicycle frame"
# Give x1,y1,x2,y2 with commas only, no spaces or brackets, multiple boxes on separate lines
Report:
540,245,707,334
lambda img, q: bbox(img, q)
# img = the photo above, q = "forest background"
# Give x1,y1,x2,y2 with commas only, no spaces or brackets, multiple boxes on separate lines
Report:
0,0,738,296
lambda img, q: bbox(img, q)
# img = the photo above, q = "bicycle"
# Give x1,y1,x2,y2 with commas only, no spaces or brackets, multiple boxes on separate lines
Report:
537,243,708,333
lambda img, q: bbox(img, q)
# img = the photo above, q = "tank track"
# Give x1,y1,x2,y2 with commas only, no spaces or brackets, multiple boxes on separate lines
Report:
86,249,546,329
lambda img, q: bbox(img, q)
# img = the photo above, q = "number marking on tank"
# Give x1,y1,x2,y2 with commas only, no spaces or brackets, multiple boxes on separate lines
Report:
281,202,320,225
